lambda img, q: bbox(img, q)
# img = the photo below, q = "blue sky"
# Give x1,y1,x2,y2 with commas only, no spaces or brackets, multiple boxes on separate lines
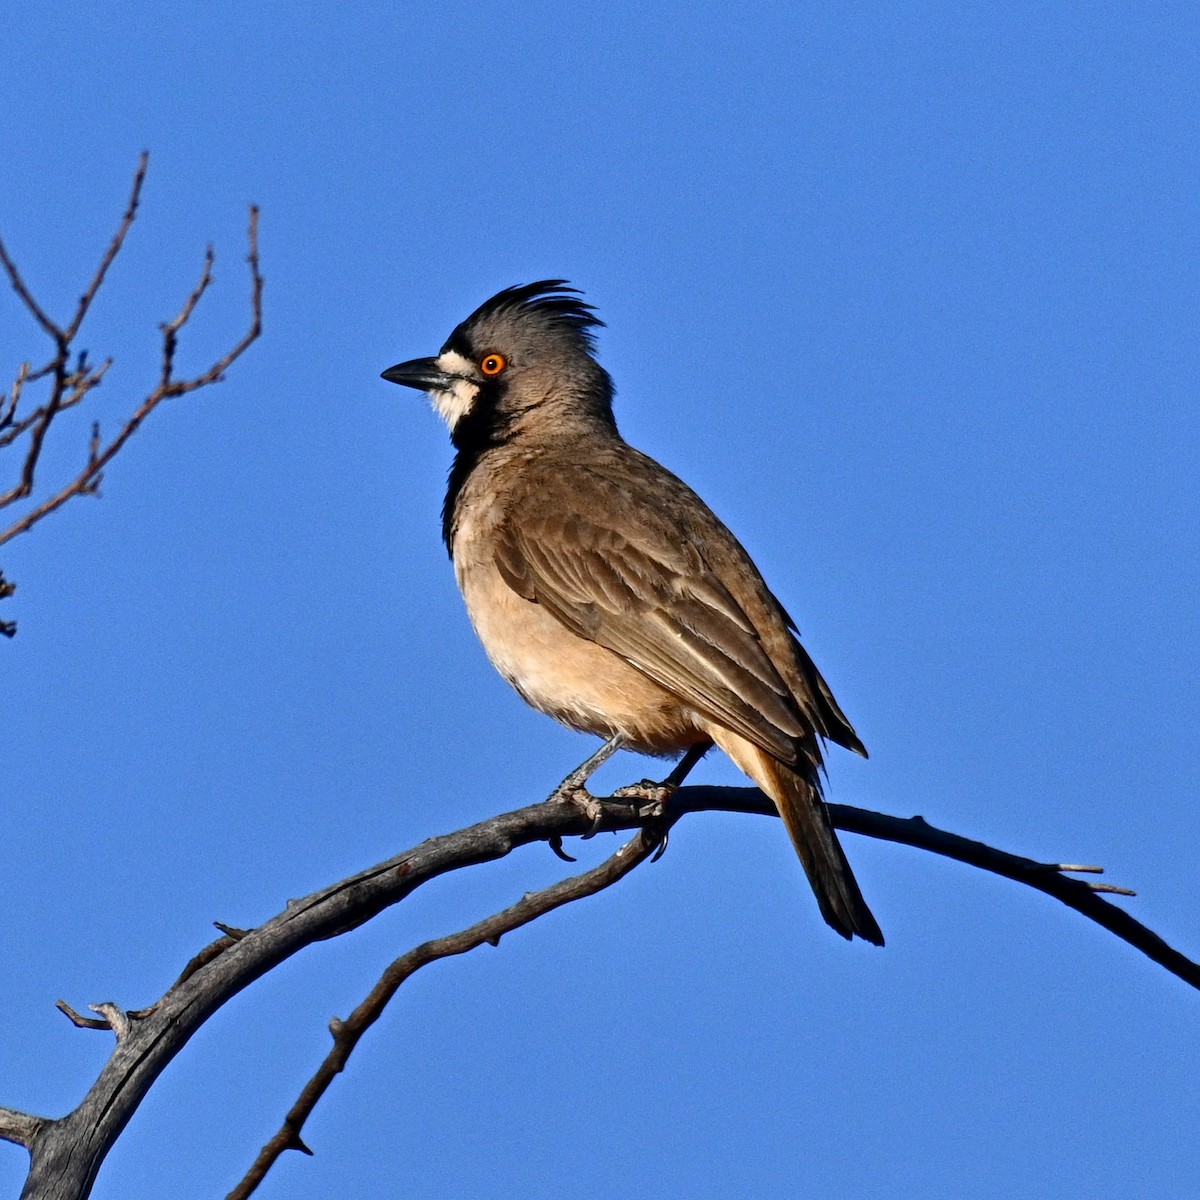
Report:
3,3,1198,1196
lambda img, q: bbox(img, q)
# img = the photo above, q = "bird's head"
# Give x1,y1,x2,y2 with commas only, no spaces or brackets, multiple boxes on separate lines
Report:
381,280,615,447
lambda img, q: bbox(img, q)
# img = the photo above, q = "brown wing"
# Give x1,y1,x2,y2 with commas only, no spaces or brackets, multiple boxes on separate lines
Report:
492,457,855,767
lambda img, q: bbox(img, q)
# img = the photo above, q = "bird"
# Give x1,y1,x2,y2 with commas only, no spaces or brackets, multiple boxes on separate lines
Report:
382,281,883,945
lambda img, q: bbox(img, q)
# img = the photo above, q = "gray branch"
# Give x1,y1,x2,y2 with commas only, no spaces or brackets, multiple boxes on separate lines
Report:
8,787,1196,1200
0,1108,47,1151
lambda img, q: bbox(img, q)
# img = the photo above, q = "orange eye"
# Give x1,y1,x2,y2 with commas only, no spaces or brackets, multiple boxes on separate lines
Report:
480,352,506,377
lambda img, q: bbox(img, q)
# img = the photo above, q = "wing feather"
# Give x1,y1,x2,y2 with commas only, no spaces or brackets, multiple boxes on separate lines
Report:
495,498,809,764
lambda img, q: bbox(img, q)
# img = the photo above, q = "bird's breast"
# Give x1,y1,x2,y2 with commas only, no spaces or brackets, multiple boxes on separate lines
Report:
452,518,702,755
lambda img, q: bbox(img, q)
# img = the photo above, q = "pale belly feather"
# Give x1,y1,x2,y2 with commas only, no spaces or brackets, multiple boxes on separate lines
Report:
456,556,703,755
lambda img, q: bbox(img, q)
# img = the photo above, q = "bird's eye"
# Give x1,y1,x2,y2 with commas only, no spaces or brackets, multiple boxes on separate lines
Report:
480,353,506,377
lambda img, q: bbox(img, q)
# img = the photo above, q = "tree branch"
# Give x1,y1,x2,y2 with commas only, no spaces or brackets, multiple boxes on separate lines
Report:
731,790,1196,987
7,786,1195,1200
227,824,669,1199
0,233,65,344
0,155,264,647
0,360,110,451
63,153,149,344
0,152,147,513
0,202,262,549
0,1107,48,1151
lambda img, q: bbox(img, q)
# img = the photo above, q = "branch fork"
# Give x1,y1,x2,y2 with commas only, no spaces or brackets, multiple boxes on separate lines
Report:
0,153,264,592
4,776,1196,1200
54,1001,134,1040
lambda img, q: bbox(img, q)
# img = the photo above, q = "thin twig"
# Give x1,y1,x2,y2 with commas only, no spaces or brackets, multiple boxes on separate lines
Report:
0,357,67,509
0,239,61,342
126,926,249,1020
684,788,1200,989
828,805,1194,984
228,826,667,1199
87,1004,130,1042
160,245,214,389
64,152,149,342
0,362,30,435
54,1000,111,1032
0,155,146,516
0,203,263,548
0,361,110,453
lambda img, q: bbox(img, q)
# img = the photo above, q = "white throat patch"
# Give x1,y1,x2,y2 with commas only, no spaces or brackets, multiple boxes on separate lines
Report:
429,349,479,430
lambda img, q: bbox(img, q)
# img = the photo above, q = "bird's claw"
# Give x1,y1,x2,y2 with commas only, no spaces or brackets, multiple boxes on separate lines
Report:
544,735,687,856
548,836,577,862
649,827,670,862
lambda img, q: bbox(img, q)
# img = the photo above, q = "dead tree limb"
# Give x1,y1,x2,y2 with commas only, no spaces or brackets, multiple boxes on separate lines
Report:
2,783,1194,1200
0,153,264,633
226,825,669,1199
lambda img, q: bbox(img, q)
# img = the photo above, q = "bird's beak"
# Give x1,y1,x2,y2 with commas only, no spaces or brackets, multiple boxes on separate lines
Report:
380,356,456,392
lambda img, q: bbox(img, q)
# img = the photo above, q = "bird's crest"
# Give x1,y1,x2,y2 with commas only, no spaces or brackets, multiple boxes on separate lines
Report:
451,280,605,353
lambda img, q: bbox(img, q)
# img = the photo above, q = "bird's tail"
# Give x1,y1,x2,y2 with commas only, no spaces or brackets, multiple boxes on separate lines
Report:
711,730,884,946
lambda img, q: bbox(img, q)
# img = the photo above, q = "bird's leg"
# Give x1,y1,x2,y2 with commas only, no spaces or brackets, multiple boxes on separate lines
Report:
663,738,713,789
550,733,627,800
546,735,627,855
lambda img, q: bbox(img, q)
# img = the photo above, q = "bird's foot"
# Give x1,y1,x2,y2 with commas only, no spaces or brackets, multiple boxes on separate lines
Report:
546,734,627,845
612,779,674,818
611,740,714,818
545,788,607,848
607,785,673,861
569,789,607,840
544,784,608,843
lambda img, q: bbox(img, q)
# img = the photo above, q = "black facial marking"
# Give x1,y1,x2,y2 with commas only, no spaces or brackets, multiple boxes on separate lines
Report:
441,325,474,358
441,379,512,553
436,281,609,555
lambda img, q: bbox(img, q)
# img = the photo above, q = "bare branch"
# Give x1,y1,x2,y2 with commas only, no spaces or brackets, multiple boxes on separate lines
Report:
87,1004,131,1042
160,244,214,389
175,204,262,391
0,154,146,517
0,361,110,452
64,152,148,343
14,787,1198,1200
0,1107,48,1151
228,826,666,1199
0,240,61,343
226,791,1198,1196
0,360,68,510
0,201,263,549
701,789,1199,988
54,1001,111,1032
0,362,31,437
124,925,248,1020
